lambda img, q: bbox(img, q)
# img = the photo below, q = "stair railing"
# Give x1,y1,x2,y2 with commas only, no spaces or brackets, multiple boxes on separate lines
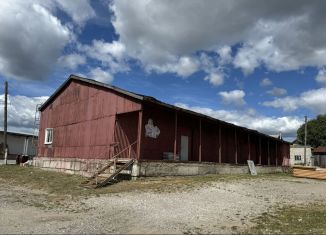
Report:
111,140,138,160
86,141,138,181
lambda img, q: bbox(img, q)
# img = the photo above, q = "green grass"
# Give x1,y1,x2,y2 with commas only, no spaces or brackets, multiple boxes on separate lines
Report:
0,165,291,196
248,203,326,234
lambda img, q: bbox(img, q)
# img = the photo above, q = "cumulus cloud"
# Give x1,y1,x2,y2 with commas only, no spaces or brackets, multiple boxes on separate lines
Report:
147,56,199,77
0,1,72,80
88,67,113,84
219,90,246,106
0,94,48,134
79,40,129,74
204,73,224,86
57,53,86,69
175,103,303,139
55,0,95,25
316,68,326,85
263,88,326,113
111,0,326,77
260,78,273,87
217,46,232,64
267,87,287,97
0,0,96,81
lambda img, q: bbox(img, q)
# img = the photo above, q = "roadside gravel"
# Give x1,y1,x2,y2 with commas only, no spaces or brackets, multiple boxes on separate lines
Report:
1,176,326,234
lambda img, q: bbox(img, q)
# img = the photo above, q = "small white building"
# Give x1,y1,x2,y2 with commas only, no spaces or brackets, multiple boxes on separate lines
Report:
290,144,312,166
0,131,37,161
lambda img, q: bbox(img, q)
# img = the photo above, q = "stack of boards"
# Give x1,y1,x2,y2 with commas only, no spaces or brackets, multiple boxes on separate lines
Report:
293,165,326,180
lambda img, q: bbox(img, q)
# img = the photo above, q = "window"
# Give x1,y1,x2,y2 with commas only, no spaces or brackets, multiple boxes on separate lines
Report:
294,155,301,161
44,128,53,144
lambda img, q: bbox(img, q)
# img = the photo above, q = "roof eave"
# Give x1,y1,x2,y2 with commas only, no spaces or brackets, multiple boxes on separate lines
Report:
143,97,290,144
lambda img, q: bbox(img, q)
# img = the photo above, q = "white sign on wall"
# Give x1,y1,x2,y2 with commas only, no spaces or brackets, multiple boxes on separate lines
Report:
145,119,160,139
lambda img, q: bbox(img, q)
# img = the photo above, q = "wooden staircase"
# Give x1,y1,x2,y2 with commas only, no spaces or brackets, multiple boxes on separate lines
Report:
81,141,137,189
81,159,135,188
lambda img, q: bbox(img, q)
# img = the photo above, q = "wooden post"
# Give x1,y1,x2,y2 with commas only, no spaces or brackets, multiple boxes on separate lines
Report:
4,81,7,165
267,139,270,166
218,124,221,163
259,137,262,165
275,141,278,166
234,128,238,164
199,119,202,162
128,145,131,158
248,133,251,160
136,110,143,160
174,111,178,160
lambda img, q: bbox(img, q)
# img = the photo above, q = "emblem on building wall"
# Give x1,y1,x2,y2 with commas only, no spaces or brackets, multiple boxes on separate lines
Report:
145,119,160,139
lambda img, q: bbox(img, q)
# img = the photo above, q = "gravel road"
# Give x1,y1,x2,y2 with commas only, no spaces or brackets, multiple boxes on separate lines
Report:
1,176,326,234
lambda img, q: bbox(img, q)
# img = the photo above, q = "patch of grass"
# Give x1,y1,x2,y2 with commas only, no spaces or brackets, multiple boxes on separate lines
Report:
248,203,326,234
0,165,89,196
0,166,293,213
0,165,291,196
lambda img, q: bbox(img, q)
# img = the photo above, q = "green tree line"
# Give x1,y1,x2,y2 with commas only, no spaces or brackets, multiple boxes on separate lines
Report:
296,114,326,148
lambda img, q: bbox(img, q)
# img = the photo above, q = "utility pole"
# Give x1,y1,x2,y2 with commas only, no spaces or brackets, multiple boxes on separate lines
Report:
4,81,8,165
304,115,307,166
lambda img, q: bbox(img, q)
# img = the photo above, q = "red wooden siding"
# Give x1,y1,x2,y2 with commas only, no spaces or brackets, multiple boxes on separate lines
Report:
114,112,139,158
38,77,290,165
138,102,289,165
201,121,219,162
38,80,141,159
140,104,175,160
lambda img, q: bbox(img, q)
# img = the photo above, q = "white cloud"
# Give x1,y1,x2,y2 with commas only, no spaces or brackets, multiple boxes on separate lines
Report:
204,73,224,86
301,88,326,113
316,68,326,85
260,78,273,87
111,1,326,77
175,103,302,139
55,0,95,25
88,67,113,84
79,40,129,73
263,88,326,113
0,94,48,134
0,0,97,81
0,1,72,80
147,56,199,77
57,53,86,69
175,57,199,77
83,40,126,60
267,87,287,97
263,97,299,112
219,90,246,106
217,46,232,64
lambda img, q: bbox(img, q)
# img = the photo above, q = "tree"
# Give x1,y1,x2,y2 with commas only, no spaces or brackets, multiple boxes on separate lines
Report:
296,114,326,148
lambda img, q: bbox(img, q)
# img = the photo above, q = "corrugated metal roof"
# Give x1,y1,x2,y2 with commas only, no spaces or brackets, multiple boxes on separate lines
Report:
0,130,37,138
313,146,326,154
40,74,289,144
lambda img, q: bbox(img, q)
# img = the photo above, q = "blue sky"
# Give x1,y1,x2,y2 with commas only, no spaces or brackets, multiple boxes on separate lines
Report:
1,0,326,140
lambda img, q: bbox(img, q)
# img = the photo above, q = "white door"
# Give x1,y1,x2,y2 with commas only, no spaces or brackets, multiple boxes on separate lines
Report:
180,135,189,161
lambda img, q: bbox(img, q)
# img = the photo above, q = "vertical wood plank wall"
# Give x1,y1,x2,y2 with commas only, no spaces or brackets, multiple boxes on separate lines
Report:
39,80,289,164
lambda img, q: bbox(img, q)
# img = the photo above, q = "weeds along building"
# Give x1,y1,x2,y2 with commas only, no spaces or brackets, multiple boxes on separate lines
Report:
34,75,290,176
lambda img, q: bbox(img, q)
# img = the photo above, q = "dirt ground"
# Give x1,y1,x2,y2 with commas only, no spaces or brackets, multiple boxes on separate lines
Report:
1,172,326,234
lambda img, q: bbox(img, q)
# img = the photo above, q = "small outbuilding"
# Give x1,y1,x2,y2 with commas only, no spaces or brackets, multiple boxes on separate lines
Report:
312,146,326,168
0,130,37,164
34,75,290,176
290,144,312,166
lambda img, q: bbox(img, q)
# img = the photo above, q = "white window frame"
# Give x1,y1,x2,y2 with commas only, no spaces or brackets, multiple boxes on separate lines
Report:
44,128,53,145
294,155,302,161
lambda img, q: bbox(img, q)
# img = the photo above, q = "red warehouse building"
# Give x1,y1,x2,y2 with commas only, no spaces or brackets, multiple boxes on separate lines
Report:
35,75,290,176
